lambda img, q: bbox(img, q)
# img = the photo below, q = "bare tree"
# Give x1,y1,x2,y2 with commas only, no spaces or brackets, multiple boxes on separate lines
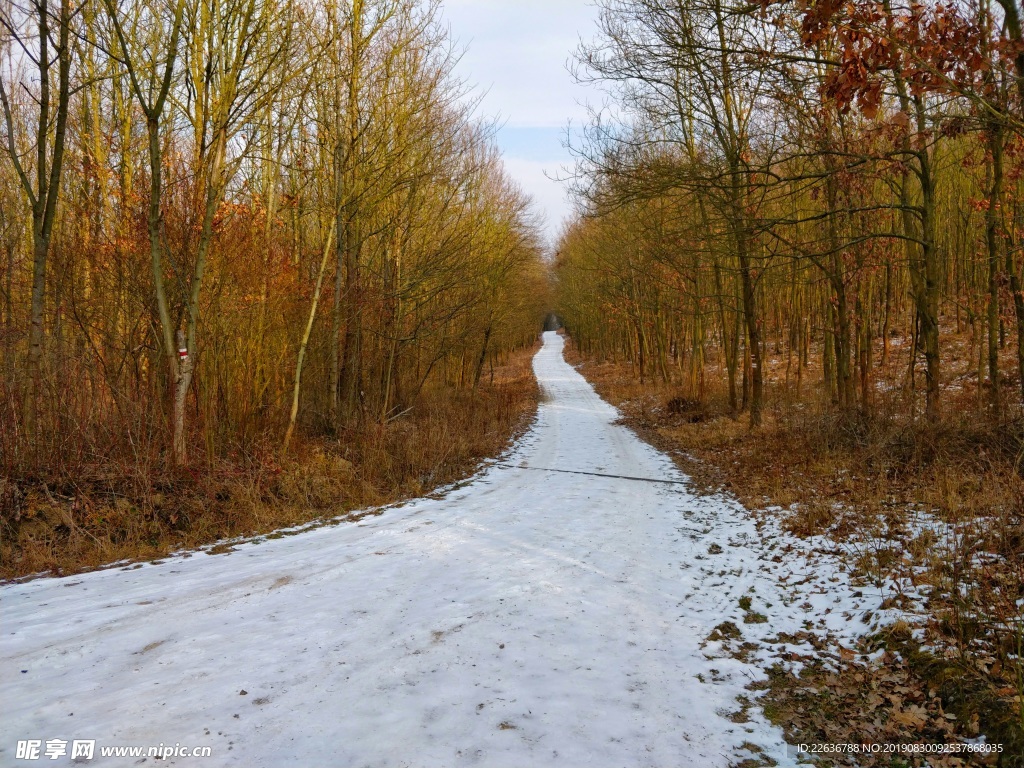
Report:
0,0,73,435
575,0,783,425
102,0,188,462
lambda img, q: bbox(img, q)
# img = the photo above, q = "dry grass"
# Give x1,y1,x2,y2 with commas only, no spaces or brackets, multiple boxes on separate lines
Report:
564,335,1023,765
0,343,539,580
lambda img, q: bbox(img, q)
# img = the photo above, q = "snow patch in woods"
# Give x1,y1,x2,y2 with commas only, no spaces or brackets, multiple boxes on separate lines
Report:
2,333,908,766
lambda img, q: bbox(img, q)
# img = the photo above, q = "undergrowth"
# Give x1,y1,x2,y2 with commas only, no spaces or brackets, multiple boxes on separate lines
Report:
0,345,539,580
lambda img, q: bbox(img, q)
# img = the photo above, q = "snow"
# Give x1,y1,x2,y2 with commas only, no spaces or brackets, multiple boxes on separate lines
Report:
2,332,887,767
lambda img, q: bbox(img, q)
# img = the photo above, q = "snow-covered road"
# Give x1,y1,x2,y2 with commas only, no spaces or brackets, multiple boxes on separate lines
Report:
3,332,822,767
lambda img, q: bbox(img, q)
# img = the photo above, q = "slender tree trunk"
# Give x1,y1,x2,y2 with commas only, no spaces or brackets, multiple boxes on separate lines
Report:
4,0,73,437
896,115,940,418
824,296,835,401
26,233,49,426
831,270,854,410
857,275,873,415
3,240,12,380
881,260,892,366
330,211,343,428
173,330,192,466
714,258,738,414
1007,233,1024,404
919,156,941,423
473,324,492,388
284,223,336,451
985,122,1004,417
824,175,854,411
737,231,763,426
173,135,225,465
145,117,185,464
339,223,363,422
336,0,366,427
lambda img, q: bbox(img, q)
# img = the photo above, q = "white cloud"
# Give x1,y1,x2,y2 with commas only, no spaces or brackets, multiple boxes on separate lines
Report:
502,156,573,236
443,0,600,128
441,0,600,245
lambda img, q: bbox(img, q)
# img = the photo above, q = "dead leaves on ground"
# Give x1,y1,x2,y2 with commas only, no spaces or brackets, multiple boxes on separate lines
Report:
755,643,1012,767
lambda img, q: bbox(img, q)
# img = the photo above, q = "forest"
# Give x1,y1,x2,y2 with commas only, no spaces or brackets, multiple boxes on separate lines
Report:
555,0,1024,757
2,0,1024,760
0,0,547,574
558,0,1024,426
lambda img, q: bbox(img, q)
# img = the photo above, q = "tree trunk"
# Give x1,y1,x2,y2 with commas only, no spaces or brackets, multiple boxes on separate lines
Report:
713,259,738,415
4,0,72,437
26,233,49,431
919,157,941,423
824,297,835,402
339,223,363,423
3,240,12,380
1007,234,1024,405
985,122,1004,417
737,237,763,426
173,330,192,466
473,324,492,388
284,223,336,451
824,175,855,411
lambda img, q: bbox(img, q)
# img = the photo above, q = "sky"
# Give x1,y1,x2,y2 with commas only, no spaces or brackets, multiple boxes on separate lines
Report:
440,0,602,248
